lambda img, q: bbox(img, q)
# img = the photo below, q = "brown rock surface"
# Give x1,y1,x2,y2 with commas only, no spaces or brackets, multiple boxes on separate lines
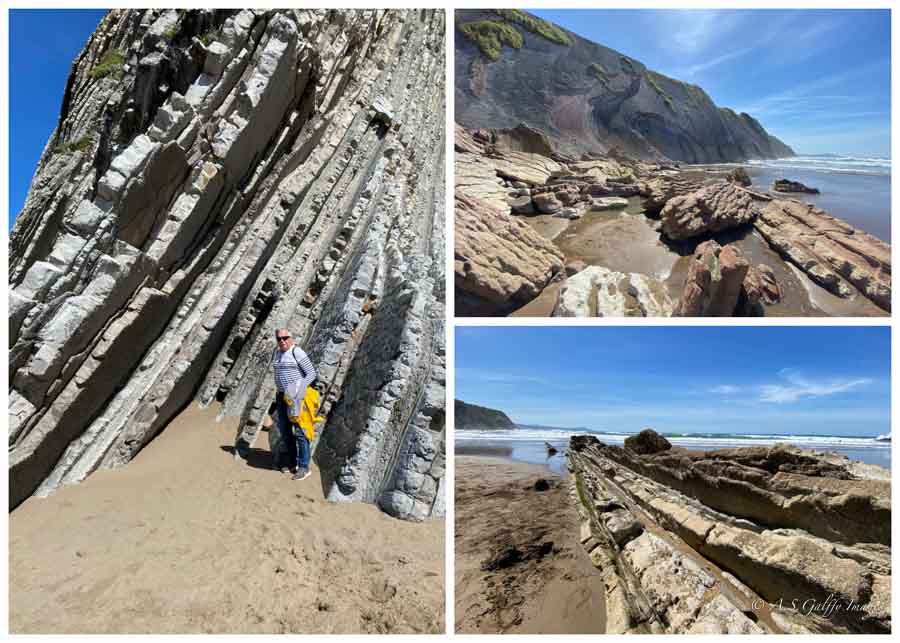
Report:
674,240,749,316
624,428,672,455
661,182,756,240
569,438,891,634
455,193,564,316
755,199,890,311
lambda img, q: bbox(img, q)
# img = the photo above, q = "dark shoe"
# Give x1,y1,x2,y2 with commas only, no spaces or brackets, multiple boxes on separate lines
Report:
292,468,311,481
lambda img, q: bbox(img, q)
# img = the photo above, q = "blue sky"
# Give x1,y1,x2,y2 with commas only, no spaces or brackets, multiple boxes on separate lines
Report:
455,326,890,437
533,9,891,158
9,9,106,226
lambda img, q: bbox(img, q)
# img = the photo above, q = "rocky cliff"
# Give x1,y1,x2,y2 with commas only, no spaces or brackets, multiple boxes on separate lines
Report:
568,435,891,633
455,9,794,163
455,399,516,430
9,9,446,521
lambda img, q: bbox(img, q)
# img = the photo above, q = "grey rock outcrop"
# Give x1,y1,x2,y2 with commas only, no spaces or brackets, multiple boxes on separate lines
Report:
9,9,446,521
455,10,794,162
569,438,891,633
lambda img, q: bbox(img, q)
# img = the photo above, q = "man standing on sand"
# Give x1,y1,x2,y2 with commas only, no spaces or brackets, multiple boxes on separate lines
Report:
272,328,317,480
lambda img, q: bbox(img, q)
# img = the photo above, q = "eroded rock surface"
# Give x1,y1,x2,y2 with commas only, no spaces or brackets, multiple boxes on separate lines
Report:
455,193,565,316
674,240,750,316
569,438,891,634
660,182,756,240
9,9,446,521
755,199,890,311
553,266,673,317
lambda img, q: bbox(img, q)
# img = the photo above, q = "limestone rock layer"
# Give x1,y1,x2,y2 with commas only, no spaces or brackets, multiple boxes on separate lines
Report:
569,437,891,634
9,9,446,521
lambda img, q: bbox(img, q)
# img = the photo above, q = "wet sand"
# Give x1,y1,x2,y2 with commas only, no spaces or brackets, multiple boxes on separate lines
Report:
455,456,606,634
9,403,444,634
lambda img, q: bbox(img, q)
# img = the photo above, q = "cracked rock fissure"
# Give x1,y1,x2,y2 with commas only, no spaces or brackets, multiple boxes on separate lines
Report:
9,8,446,521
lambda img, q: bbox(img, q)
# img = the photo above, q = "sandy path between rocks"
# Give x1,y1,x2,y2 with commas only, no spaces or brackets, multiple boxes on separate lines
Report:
455,456,606,634
9,403,444,634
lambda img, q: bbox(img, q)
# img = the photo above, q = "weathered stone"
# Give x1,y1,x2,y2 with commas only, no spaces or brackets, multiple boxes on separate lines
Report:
661,182,756,240
675,240,749,316
773,178,819,194
533,191,563,214
455,193,564,315
624,428,671,454
726,166,751,186
755,199,890,311
590,196,628,210
555,266,673,317
507,194,534,214
9,9,447,522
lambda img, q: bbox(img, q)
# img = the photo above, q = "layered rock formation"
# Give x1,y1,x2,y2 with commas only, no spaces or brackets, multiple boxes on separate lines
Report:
9,9,446,521
455,192,564,316
568,436,891,634
454,399,516,431
454,119,890,317
455,9,794,162
755,200,890,312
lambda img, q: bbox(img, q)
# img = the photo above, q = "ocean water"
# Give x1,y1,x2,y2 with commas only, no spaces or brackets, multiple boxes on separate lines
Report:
456,427,892,472
706,155,891,242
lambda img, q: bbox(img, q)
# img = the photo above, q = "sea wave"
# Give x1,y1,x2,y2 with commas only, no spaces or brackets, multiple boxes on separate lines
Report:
456,428,889,450
746,155,891,176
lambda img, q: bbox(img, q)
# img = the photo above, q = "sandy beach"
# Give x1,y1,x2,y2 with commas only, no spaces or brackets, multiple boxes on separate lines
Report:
9,403,444,634
455,455,605,634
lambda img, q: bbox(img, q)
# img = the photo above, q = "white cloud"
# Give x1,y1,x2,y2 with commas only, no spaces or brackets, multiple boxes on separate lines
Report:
709,384,740,395
758,370,871,403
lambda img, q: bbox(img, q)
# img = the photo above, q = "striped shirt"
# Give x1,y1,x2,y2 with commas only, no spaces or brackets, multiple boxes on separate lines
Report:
273,345,317,396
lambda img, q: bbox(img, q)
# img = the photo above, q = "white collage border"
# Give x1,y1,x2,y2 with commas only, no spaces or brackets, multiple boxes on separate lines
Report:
1,1,896,640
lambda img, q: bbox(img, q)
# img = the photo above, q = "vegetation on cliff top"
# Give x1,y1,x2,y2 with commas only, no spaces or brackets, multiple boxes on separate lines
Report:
459,20,523,61
493,9,572,47
87,48,125,80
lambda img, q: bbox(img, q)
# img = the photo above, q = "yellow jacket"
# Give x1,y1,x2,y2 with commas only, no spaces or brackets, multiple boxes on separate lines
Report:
283,387,324,442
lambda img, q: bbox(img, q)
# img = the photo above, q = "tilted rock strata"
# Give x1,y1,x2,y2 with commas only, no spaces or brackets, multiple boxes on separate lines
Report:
9,9,446,521
455,193,564,316
569,437,891,633
455,9,793,162
755,199,890,311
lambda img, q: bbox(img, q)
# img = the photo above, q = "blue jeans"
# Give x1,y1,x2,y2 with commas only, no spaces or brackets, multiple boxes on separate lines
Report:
276,395,310,470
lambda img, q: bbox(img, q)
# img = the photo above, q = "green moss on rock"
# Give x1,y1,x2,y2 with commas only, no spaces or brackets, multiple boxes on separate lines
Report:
494,9,571,47
55,134,94,155
88,49,125,80
459,20,524,61
645,70,677,113
588,62,609,83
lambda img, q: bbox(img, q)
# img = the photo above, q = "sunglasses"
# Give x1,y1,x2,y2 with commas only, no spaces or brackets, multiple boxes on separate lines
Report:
276,336,291,341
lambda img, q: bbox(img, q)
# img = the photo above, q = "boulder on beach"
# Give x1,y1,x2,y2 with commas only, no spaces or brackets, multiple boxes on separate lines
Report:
773,178,819,194
675,240,750,317
660,182,756,240
624,428,672,455
727,167,752,186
